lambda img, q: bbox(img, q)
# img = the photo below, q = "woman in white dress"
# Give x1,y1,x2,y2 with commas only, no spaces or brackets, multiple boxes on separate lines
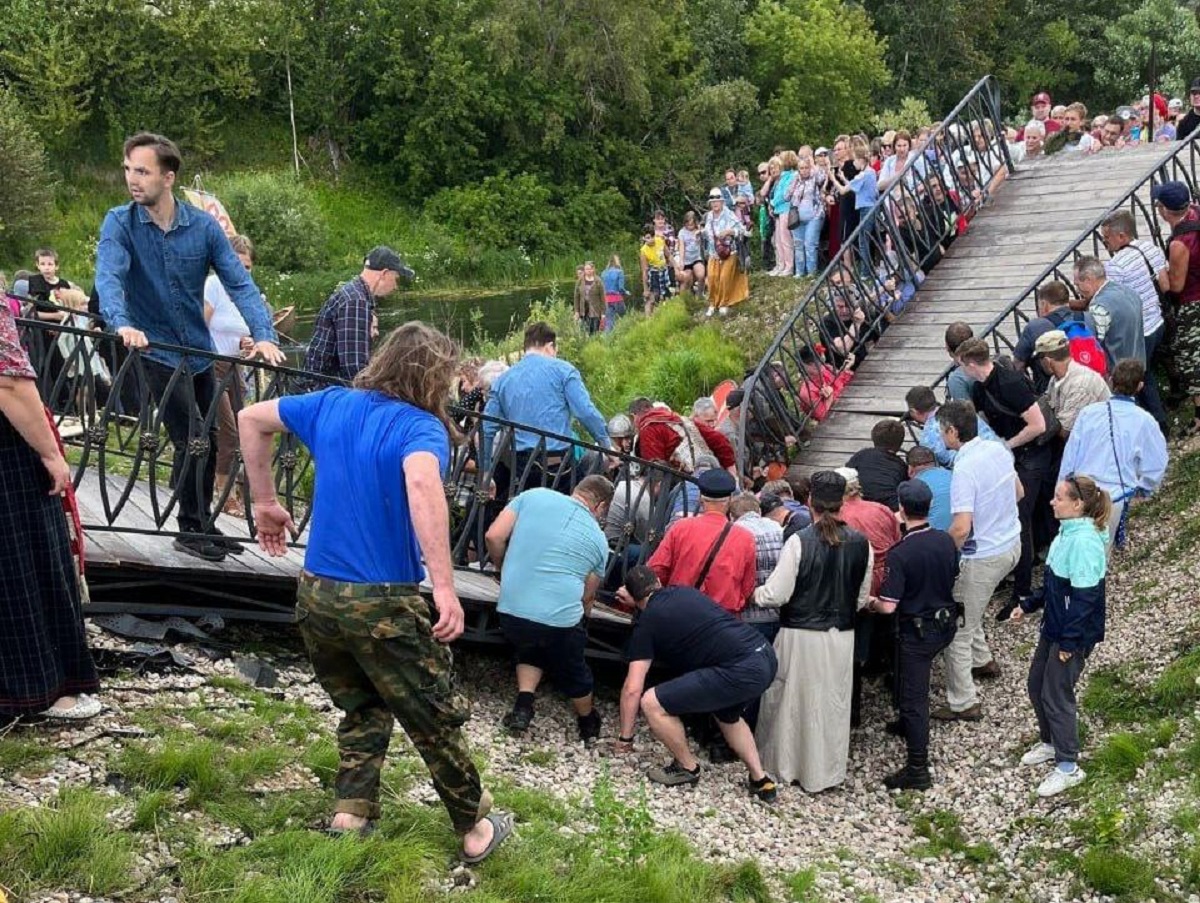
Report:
753,470,873,792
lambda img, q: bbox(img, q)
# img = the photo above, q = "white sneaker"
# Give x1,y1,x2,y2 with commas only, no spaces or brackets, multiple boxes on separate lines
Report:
704,306,715,317
718,307,729,316
43,694,103,720
1020,741,1056,766
1037,764,1086,797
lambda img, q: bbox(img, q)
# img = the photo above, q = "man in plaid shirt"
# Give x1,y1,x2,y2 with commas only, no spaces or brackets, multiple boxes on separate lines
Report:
304,247,413,381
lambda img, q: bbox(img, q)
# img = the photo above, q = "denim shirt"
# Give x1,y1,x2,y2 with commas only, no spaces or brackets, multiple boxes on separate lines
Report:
480,352,610,471
96,199,275,370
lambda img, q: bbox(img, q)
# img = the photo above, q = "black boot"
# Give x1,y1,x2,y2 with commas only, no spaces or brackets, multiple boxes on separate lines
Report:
883,753,932,791
577,709,601,744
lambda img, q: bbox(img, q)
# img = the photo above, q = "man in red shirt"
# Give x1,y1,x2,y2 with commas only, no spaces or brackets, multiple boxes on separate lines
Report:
633,400,737,476
647,469,756,614
1016,92,1063,141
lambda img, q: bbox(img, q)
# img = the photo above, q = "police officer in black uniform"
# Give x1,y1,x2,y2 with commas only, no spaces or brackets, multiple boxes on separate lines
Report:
869,480,959,791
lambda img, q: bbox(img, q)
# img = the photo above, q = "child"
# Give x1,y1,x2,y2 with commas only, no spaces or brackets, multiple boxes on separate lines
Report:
28,248,79,322
600,254,630,333
1011,474,1110,798
735,169,755,204
639,224,669,315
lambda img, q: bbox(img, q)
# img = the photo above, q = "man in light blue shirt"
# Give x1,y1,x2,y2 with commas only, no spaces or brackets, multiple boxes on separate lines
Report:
94,132,282,562
906,447,953,531
1059,360,1168,549
485,476,614,743
481,322,610,490
905,385,998,467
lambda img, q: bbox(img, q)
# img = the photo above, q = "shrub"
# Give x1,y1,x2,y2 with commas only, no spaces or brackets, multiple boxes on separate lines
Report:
0,86,56,259
214,172,329,272
426,172,560,254
1077,848,1154,898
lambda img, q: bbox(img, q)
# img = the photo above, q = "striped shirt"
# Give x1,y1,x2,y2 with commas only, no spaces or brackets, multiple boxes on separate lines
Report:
1105,240,1166,336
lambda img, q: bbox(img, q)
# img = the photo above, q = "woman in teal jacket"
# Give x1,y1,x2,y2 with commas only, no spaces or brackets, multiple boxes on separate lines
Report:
1011,474,1110,798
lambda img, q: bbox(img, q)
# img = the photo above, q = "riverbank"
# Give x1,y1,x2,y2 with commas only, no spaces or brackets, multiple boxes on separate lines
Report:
3,445,1198,903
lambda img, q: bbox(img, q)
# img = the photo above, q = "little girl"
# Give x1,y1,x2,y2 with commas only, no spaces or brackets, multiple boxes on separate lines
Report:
1012,474,1110,798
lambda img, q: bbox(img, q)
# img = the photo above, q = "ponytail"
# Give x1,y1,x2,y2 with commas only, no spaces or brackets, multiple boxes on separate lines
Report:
1065,474,1112,532
810,498,845,546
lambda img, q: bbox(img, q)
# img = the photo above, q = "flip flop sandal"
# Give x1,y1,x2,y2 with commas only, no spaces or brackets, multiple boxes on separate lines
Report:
460,811,514,865
322,819,376,839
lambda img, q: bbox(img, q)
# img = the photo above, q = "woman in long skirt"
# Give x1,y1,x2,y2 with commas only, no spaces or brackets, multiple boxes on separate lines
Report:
0,304,100,720
702,189,750,315
752,470,872,791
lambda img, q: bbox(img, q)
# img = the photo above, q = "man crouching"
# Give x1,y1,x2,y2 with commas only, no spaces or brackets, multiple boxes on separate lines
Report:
239,322,512,863
615,565,779,802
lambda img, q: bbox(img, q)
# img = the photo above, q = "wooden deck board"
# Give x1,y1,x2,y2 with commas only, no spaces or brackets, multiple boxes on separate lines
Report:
796,145,1168,468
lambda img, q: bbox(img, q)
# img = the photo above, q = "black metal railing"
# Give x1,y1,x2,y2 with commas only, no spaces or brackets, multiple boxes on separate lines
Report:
736,74,1013,468
934,137,1200,376
16,312,696,595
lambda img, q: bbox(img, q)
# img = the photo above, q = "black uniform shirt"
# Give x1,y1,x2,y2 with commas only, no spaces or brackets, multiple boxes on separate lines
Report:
971,364,1037,442
627,586,764,669
877,525,959,619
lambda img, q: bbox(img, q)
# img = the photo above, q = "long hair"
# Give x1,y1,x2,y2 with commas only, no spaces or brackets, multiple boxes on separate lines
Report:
1064,474,1113,532
810,497,845,546
353,321,462,442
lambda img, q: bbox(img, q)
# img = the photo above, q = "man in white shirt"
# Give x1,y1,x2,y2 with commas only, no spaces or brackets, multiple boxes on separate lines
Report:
933,401,1022,722
1101,209,1170,434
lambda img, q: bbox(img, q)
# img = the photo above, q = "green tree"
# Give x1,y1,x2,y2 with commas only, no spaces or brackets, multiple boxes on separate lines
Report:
0,86,56,258
745,0,890,145
1095,0,1200,103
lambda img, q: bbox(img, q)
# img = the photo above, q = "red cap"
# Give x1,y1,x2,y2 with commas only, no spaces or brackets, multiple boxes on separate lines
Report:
1032,92,1051,106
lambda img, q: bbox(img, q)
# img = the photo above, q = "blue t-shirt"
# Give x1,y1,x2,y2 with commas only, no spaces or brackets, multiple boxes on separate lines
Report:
849,167,879,210
916,466,954,531
496,488,609,627
278,387,450,584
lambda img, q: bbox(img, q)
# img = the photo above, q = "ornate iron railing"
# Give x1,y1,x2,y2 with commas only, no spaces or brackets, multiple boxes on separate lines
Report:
16,311,695,592
933,136,1200,378
736,75,1013,468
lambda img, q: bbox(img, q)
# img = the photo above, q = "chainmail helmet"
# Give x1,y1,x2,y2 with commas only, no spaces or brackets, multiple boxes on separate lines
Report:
607,413,635,439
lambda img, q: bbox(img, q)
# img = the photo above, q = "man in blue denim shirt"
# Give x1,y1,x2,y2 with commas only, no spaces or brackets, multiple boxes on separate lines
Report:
905,385,998,468
480,322,609,492
96,132,283,562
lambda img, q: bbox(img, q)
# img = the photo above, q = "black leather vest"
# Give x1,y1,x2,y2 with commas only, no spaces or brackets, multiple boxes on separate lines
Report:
778,524,869,632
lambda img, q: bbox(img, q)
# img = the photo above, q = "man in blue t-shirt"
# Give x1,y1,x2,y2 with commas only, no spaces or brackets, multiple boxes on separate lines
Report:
907,447,952,531
237,322,512,865
613,566,779,803
484,477,614,742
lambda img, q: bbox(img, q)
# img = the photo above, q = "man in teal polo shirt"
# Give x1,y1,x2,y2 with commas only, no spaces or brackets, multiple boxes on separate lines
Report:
485,475,614,742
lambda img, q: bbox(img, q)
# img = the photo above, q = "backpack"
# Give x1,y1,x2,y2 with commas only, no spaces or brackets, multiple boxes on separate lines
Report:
1061,317,1108,377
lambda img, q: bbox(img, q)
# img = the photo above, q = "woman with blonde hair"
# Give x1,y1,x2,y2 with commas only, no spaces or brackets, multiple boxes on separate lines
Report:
769,152,798,276
1011,474,1110,798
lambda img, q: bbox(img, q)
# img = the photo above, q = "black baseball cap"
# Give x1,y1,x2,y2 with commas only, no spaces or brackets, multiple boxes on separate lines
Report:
897,479,933,518
365,246,415,280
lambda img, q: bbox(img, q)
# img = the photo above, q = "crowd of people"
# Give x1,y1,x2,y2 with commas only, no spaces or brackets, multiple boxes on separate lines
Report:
1,93,1195,864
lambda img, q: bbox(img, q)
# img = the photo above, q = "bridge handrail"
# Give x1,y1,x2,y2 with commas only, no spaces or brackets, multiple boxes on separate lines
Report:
930,136,1200,382
735,74,1012,469
16,316,697,589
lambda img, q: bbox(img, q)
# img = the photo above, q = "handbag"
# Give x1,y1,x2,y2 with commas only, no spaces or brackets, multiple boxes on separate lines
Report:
715,237,733,260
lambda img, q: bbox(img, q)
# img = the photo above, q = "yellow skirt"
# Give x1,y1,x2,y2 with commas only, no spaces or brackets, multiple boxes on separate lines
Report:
707,255,749,308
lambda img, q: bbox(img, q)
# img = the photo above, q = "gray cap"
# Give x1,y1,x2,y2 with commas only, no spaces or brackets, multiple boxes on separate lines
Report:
365,246,415,279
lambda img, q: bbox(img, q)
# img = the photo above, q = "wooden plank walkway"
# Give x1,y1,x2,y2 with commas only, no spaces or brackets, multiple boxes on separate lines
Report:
796,143,1169,472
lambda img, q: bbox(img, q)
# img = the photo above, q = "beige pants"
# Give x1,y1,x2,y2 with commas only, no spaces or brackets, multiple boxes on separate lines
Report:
943,541,1020,711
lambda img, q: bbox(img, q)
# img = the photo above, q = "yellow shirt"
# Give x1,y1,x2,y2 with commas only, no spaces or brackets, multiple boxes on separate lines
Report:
640,237,667,269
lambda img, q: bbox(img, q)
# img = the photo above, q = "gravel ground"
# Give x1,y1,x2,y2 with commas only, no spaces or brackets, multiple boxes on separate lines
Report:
8,482,1200,903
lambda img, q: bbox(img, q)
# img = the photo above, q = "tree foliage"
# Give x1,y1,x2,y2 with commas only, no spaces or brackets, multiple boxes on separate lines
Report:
745,0,890,145
0,86,55,258
1095,0,1200,102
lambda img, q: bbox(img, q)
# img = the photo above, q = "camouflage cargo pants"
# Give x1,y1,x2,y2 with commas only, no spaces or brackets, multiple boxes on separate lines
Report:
1177,302,1200,396
296,572,491,834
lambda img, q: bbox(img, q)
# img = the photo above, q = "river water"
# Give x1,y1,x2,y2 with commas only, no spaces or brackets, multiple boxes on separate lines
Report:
290,282,569,349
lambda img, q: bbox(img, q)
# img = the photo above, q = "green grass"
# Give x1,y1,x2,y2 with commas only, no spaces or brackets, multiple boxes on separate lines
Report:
787,867,821,901
0,788,136,897
0,733,55,772
1075,849,1155,899
911,809,997,865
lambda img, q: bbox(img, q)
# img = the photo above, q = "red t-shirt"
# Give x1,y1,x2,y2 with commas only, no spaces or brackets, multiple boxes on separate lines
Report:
840,497,901,595
648,512,757,613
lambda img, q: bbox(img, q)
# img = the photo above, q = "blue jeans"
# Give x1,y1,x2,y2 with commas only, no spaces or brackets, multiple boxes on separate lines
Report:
604,302,626,333
791,212,824,276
